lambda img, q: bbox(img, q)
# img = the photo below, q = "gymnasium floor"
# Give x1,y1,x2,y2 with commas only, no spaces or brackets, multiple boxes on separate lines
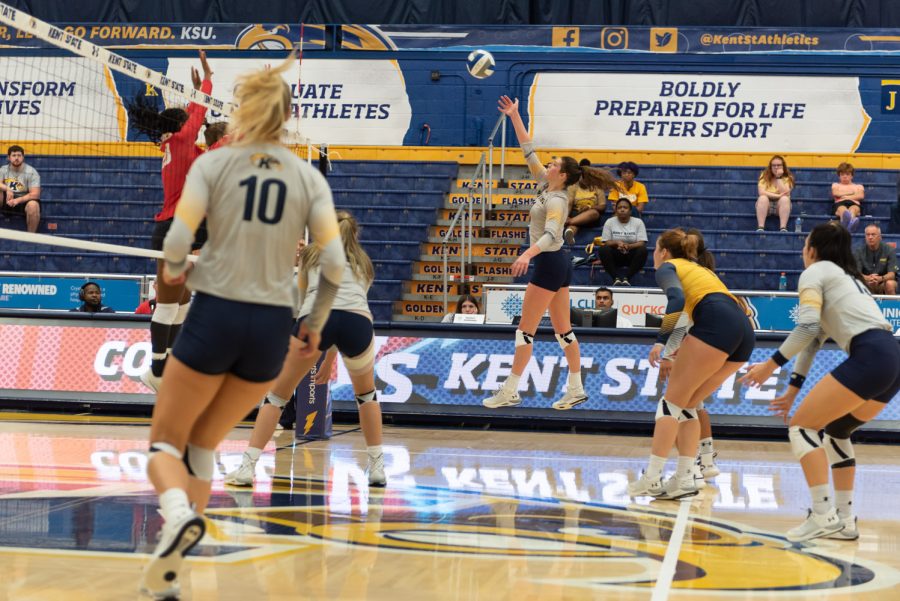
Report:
1,414,899,600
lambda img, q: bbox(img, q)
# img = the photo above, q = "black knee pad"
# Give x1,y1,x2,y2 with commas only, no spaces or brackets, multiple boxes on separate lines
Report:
824,414,865,439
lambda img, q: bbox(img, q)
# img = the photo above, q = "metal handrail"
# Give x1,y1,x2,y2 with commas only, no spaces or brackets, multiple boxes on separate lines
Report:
442,151,487,314
485,113,507,229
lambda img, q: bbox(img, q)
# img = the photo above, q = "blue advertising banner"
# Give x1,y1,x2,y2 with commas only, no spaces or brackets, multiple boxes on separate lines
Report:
0,23,325,50
326,332,900,424
0,275,141,311
295,357,333,441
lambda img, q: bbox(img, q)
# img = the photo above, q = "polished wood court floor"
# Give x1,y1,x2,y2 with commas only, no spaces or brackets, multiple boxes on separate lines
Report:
1,413,899,600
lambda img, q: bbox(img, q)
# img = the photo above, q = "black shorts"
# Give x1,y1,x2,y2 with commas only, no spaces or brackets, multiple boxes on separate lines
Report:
0,198,37,216
688,293,755,363
530,249,572,292
832,328,900,403
151,218,208,252
172,292,294,382
295,310,374,358
833,199,860,214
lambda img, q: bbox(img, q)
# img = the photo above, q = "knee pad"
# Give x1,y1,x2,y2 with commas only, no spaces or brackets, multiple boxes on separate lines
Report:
824,414,865,440
356,389,378,406
151,302,179,325
824,435,855,469
149,441,182,461
343,340,375,376
788,425,822,460
174,302,190,325
182,444,215,481
556,330,576,349
655,398,695,422
262,391,290,409
515,329,534,347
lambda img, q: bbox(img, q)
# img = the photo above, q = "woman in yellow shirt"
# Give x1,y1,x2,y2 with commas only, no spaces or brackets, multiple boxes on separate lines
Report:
563,158,607,244
608,161,649,216
628,228,755,500
756,154,794,232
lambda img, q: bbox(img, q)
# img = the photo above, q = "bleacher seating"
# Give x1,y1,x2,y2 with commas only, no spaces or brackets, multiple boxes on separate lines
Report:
0,155,457,321
1,155,897,318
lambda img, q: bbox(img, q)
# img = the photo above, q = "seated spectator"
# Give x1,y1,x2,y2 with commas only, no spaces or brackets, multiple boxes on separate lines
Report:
756,155,793,232
70,282,115,314
597,199,648,286
832,162,865,233
442,294,481,322
608,161,649,216
855,224,897,295
563,158,607,244
0,145,41,233
594,286,634,327
135,280,158,314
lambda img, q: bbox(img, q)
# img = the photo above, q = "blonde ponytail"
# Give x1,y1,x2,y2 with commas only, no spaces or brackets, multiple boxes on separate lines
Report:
229,53,294,145
300,210,373,286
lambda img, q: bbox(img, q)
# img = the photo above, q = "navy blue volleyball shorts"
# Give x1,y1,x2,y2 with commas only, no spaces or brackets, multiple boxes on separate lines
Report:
530,249,572,292
688,293,756,363
172,292,294,382
832,328,900,403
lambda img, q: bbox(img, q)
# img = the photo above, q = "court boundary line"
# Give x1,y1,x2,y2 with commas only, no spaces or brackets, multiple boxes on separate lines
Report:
650,498,692,601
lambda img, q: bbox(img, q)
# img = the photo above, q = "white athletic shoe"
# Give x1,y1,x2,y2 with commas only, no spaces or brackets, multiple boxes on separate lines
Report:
564,228,576,245
698,452,720,479
691,464,707,490
627,471,664,497
140,369,162,393
827,515,859,541
656,474,700,501
482,388,521,409
551,388,588,410
786,508,843,542
367,453,386,487
140,509,205,600
224,455,256,487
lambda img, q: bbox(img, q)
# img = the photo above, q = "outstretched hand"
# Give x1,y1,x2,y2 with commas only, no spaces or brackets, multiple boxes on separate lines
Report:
198,49,213,80
498,95,519,117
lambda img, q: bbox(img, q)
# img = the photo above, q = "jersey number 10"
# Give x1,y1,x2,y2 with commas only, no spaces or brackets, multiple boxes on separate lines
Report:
239,176,286,224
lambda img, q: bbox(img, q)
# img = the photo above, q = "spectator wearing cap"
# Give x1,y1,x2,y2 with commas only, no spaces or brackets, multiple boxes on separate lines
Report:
608,161,649,217
597,198,648,286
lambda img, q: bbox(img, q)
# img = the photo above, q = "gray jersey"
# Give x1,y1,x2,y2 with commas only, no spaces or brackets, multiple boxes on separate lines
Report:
529,186,567,252
778,260,892,376
300,263,372,320
168,144,340,308
0,163,40,198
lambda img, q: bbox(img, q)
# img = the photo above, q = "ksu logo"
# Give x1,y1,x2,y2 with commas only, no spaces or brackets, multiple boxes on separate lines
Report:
235,24,292,50
250,153,283,170
501,293,524,319
650,27,678,53
1,178,24,194
882,79,900,113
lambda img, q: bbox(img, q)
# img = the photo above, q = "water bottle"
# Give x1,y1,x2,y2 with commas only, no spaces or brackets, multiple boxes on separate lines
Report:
794,214,803,233
778,272,788,291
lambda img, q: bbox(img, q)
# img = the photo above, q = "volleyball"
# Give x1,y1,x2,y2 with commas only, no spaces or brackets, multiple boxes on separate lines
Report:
466,49,495,79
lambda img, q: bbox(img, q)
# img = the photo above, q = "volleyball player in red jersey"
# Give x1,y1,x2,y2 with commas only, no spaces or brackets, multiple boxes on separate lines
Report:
127,51,214,391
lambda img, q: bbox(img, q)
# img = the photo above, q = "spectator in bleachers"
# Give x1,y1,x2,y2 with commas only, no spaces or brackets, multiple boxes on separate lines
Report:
855,224,897,295
442,294,481,322
70,282,115,314
597,198,649,286
563,158,606,244
609,161,649,217
0,145,41,233
756,155,794,232
832,162,864,233
594,286,633,327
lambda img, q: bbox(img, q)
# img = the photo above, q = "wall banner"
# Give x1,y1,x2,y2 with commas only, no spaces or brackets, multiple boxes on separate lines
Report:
0,275,141,311
530,73,869,153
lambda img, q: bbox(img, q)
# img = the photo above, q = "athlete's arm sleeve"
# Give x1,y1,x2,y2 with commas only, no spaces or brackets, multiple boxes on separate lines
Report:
303,170,345,333
662,312,691,358
519,141,547,181
175,79,212,143
772,270,823,366
790,333,826,381
163,161,209,277
655,263,685,344
534,194,566,252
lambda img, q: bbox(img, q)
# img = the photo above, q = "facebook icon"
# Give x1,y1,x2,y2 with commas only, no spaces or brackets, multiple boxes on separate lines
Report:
552,27,580,47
